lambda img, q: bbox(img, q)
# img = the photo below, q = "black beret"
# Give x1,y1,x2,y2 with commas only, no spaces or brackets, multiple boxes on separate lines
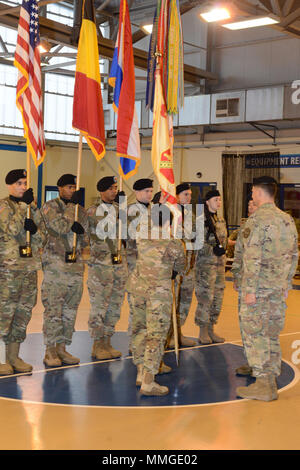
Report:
57,174,76,187
5,169,27,185
176,182,191,195
205,189,220,201
152,191,161,204
97,176,117,192
253,176,278,186
133,178,153,191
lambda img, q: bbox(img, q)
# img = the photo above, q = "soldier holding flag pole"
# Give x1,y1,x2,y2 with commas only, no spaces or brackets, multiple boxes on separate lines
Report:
41,0,105,367
147,0,185,369
0,0,47,375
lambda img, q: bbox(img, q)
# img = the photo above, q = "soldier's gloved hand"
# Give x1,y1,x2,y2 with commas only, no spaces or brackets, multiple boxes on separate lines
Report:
70,190,82,205
171,270,178,280
24,218,37,234
21,188,34,205
71,221,85,234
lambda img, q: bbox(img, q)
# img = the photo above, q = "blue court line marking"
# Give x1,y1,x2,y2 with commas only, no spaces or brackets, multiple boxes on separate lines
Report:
0,336,297,409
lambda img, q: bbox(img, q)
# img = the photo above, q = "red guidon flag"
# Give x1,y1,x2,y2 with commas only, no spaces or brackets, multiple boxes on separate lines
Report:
151,68,177,206
72,0,105,160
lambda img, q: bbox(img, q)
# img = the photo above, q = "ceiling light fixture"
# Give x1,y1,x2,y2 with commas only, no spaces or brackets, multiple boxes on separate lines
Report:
222,16,279,30
140,23,153,35
200,7,231,23
38,39,52,54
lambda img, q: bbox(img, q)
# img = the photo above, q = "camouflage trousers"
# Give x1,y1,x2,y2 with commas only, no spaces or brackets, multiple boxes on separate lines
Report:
130,283,172,375
87,264,127,339
0,270,37,344
194,262,225,326
41,269,84,346
240,290,287,378
175,268,195,327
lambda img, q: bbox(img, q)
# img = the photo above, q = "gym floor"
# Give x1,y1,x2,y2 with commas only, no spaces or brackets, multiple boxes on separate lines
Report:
0,269,299,451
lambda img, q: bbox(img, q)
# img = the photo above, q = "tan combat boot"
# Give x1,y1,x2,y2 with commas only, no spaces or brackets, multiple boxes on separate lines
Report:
169,335,196,348
140,372,169,396
136,364,143,386
6,343,32,373
43,346,62,367
158,361,172,375
208,324,225,343
104,337,122,359
236,376,277,401
235,364,253,376
180,335,197,347
0,362,14,375
56,343,80,365
198,325,212,345
92,339,112,360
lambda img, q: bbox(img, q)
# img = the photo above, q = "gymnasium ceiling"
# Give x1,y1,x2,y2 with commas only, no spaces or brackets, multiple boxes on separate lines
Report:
1,0,300,85
1,0,300,141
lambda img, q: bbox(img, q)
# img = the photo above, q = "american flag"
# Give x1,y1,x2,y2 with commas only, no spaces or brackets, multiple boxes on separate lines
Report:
14,0,45,166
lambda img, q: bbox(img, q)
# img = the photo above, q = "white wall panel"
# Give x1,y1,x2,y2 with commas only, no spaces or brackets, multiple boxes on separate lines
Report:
246,86,284,121
179,95,210,125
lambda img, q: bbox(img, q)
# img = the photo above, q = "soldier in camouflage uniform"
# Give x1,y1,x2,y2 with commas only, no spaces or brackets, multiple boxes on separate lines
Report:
87,176,127,360
126,178,153,275
194,189,228,344
234,176,298,401
129,204,186,396
126,179,153,350
231,199,257,376
169,183,198,348
0,169,46,375
41,174,89,367
227,199,257,260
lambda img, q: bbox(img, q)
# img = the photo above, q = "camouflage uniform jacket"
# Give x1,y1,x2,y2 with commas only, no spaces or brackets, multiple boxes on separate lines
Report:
87,196,125,267
130,235,186,295
231,218,249,288
175,204,204,275
126,201,152,272
234,203,299,294
42,197,89,273
0,197,46,272
196,212,227,266
226,218,247,259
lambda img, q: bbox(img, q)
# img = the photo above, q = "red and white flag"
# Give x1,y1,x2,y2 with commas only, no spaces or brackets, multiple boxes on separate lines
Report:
14,0,46,166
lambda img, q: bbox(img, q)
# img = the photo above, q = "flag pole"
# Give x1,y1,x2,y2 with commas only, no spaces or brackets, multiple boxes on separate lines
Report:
171,278,179,365
118,175,123,258
155,47,180,365
72,132,83,259
26,146,31,253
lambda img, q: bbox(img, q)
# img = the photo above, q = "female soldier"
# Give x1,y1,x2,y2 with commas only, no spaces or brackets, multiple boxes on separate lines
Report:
194,190,227,344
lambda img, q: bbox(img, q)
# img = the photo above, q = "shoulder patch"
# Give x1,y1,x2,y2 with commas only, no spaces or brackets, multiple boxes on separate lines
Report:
243,227,251,239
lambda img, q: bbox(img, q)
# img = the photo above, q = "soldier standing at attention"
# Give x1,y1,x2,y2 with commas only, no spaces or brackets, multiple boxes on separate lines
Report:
87,176,127,360
194,190,227,344
41,174,88,367
169,182,197,348
235,176,298,401
126,178,153,275
231,198,258,377
0,169,46,375
130,204,186,396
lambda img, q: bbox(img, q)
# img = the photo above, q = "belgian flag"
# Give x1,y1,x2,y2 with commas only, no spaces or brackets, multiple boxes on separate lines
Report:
72,0,105,160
